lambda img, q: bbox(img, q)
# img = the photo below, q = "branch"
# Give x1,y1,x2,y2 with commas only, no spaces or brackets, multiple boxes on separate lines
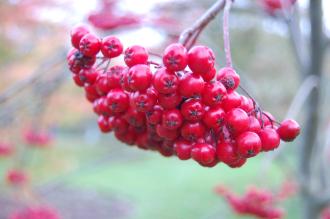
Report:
285,6,309,76
223,0,233,67
178,0,226,48
0,51,65,105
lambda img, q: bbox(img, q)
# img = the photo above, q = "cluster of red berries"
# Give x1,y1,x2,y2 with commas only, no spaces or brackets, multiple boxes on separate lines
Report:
6,169,28,186
215,185,284,219
322,208,330,219
259,0,297,14
0,142,14,157
23,128,53,148
67,24,300,168
9,206,61,219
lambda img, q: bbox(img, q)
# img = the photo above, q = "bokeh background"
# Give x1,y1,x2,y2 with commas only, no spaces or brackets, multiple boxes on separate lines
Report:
0,0,329,218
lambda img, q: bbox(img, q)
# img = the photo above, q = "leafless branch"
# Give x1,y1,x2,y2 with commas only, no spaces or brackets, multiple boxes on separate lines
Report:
178,0,226,48
0,51,65,105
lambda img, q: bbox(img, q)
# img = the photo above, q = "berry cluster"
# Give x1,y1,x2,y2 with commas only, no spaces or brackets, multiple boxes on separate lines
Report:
259,0,297,14
215,185,284,219
23,128,53,148
67,24,300,168
322,208,330,219
0,142,14,157
9,206,61,219
6,169,28,186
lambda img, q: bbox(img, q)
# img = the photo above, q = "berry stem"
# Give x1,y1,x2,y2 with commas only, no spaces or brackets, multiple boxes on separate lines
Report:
223,0,233,67
178,0,226,47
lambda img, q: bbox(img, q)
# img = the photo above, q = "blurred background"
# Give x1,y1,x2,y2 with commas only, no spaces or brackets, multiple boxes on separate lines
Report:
0,0,329,218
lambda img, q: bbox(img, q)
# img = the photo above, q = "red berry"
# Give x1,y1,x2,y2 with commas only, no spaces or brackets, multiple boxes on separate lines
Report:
97,115,112,133
222,91,242,112
101,36,123,58
225,108,249,135
258,127,280,151
124,108,146,127
162,109,183,130
127,64,152,91
72,74,84,87
146,105,163,125
203,106,225,129
217,67,240,92
68,50,96,73
181,99,205,122
79,33,101,57
79,68,99,85
202,67,216,82
153,68,179,94
216,142,240,165
258,111,275,127
181,122,206,142
249,116,261,133
84,83,99,97
156,124,179,140
124,45,149,67
107,66,125,89
179,73,205,97
98,97,112,116
158,91,182,109
228,157,247,168
132,88,157,112
236,131,262,158
120,68,134,92
110,117,129,135
163,43,188,71
174,139,193,160
95,74,111,96
202,81,227,106
106,89,129,113
187,45,215,74
191,143,216,165
70,24,90,49
135,133,149,150
239,95,254,113
277,119,300,142
115,128,137,145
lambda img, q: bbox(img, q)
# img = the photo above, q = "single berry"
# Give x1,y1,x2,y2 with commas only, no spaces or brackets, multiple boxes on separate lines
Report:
79,68,99,85
110,117,129,135
222,91,242,112
70,24,90,49
203,106,225,129
127,64,152,91
187,45,215,74
124,108,146,127
258,127,280,151
163,43,188,71
79,33,101,57
101,36,123,58
202,81,227,106
277,119,300,142
153,68,179,94
106,89,129,113
249,116,261,133
216,142,240,165
158,91,182,109
124,45,149,67
191,143,216,165
181,122,206,142
181,99,205,122
179,73,205,97
239,95,254,113
225,108,249,135
146,105,163,125
156,124,179,140
131,88,157,112
236,131,262,158
202,67,216,82
217,67,240,92
98,115,112,133
174,139,193,160
162,109,183,130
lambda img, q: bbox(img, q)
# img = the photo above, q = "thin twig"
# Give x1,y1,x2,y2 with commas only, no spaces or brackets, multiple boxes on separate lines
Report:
223,0,233,67
178,0,226,47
